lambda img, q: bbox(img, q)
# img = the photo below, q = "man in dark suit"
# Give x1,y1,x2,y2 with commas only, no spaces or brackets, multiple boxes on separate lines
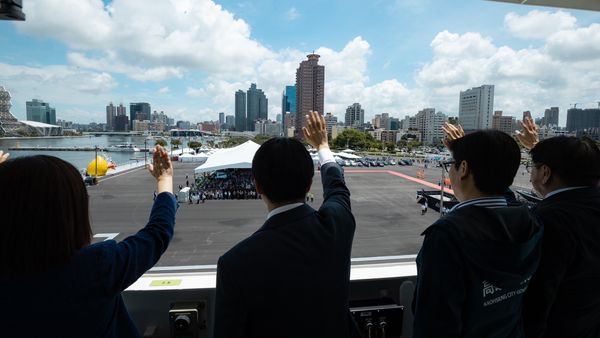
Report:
214,111,358,338
520,135,600,338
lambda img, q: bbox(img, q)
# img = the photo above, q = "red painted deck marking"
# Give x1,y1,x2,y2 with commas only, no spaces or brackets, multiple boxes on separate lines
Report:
343,169,454,195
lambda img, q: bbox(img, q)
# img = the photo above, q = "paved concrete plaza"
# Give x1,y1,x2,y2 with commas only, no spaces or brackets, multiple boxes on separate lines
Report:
88,161,534,268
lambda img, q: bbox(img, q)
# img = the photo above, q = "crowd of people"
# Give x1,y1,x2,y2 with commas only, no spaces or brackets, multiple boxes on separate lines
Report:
1,111,599,338
190,169,259,201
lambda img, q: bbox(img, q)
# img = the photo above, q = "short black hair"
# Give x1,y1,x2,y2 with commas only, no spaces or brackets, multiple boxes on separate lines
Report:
530,136,600,186
448,130,521,195
252,137,314,203
0,155,92,275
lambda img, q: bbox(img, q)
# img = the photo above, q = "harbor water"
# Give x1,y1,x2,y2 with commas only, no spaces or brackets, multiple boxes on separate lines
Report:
0,135,153,171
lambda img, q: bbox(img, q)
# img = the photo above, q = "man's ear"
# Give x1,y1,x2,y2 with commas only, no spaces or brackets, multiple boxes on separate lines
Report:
541,164,552,185
254,179,263,194
459,160,469,180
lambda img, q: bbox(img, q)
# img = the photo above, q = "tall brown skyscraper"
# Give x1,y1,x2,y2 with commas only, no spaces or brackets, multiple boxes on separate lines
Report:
295,53,325,139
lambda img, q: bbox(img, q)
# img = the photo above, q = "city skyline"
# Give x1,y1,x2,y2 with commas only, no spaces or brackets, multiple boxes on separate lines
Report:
0,1,599,126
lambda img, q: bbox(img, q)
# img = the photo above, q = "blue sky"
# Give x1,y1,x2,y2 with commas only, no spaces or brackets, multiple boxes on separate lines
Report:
1,0,599,126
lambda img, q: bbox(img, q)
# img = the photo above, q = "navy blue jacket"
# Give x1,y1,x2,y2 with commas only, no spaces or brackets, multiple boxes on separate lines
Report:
0,192,177,338
523,187,600,338
413,204,543,338
214,162,357,338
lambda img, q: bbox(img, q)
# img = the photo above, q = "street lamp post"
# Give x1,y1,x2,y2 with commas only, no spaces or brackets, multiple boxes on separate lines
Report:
94,145,98,184
440,163,445,216
144,138,147,167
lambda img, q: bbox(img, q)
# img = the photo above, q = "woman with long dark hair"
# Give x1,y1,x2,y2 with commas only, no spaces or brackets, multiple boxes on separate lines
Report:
0,146,177,338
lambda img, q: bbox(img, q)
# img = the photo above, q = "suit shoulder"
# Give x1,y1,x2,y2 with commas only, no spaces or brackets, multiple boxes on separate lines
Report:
219,232,269,266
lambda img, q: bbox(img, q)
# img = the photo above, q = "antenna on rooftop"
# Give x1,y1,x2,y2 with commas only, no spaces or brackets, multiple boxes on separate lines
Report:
570,103,578,109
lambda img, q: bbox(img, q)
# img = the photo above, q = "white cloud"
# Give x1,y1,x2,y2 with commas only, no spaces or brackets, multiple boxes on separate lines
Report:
545,23,600,62
19,0,273,80
7,4,599,127
430,31,497,59
286,7,299,21
67,52,184,82
504,10,577,40
0,63,117,121
415,19,600,125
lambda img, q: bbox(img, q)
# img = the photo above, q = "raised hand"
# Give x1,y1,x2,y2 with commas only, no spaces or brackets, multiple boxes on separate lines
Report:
442,122,465,148
516,117,539,150
303,111,329,150
147,145,173,194
0,150,9,164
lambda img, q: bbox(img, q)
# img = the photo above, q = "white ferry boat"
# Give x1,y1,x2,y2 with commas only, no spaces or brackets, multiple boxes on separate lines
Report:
106,144,141,152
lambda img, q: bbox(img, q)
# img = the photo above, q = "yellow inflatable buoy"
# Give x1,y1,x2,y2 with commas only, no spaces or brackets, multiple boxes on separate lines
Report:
86,155,109,177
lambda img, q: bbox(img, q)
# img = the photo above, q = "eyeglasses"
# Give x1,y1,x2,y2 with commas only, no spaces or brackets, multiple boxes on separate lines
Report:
441,160,456,173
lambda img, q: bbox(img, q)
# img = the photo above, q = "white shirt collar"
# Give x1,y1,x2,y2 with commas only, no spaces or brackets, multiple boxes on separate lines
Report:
544,186,588,199
266,202,305,220
450,196,507,212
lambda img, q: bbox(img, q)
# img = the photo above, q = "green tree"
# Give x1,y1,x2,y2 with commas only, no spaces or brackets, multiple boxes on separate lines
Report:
171,138,181,149
407,140,423,152
447,116,458,125
253,134,271,145
155,138,167,147
188,140,202,149
221,136,248,148
332,129,371,150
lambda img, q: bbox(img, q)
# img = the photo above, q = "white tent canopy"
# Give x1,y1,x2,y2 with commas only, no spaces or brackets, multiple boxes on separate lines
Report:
179,153,208,163
335,152,362,160
193,140,260,174
342,148,356,153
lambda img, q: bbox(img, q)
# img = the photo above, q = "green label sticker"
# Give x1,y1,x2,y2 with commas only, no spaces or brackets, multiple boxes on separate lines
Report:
150,279,182,286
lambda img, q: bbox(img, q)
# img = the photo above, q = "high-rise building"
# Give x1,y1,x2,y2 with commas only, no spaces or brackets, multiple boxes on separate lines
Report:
285,85,297,114
400,115,417,131
114,115,129,132
390,118,400,131
219,112,225,125
543,107,559,127
151,110,168,124
416,108,446,145
176,120,191,129
522,111,532,121
345,103,364,128
372,114,382,129
129,102,151,129
281,85,297,135
225,115,235,129
26,99,56,125
235,90,246,131
492,111,516,135
381,113,391,130
246,83,267,131
458,84,494,130
295,54,325,138
566,108,600,132
324,112,338,139
117,103,126,117
255,120,282,137
106,103,116,131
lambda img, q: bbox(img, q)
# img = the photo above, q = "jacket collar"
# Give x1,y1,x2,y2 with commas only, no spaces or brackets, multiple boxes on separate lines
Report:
257,203,316,233
541,186,600,204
